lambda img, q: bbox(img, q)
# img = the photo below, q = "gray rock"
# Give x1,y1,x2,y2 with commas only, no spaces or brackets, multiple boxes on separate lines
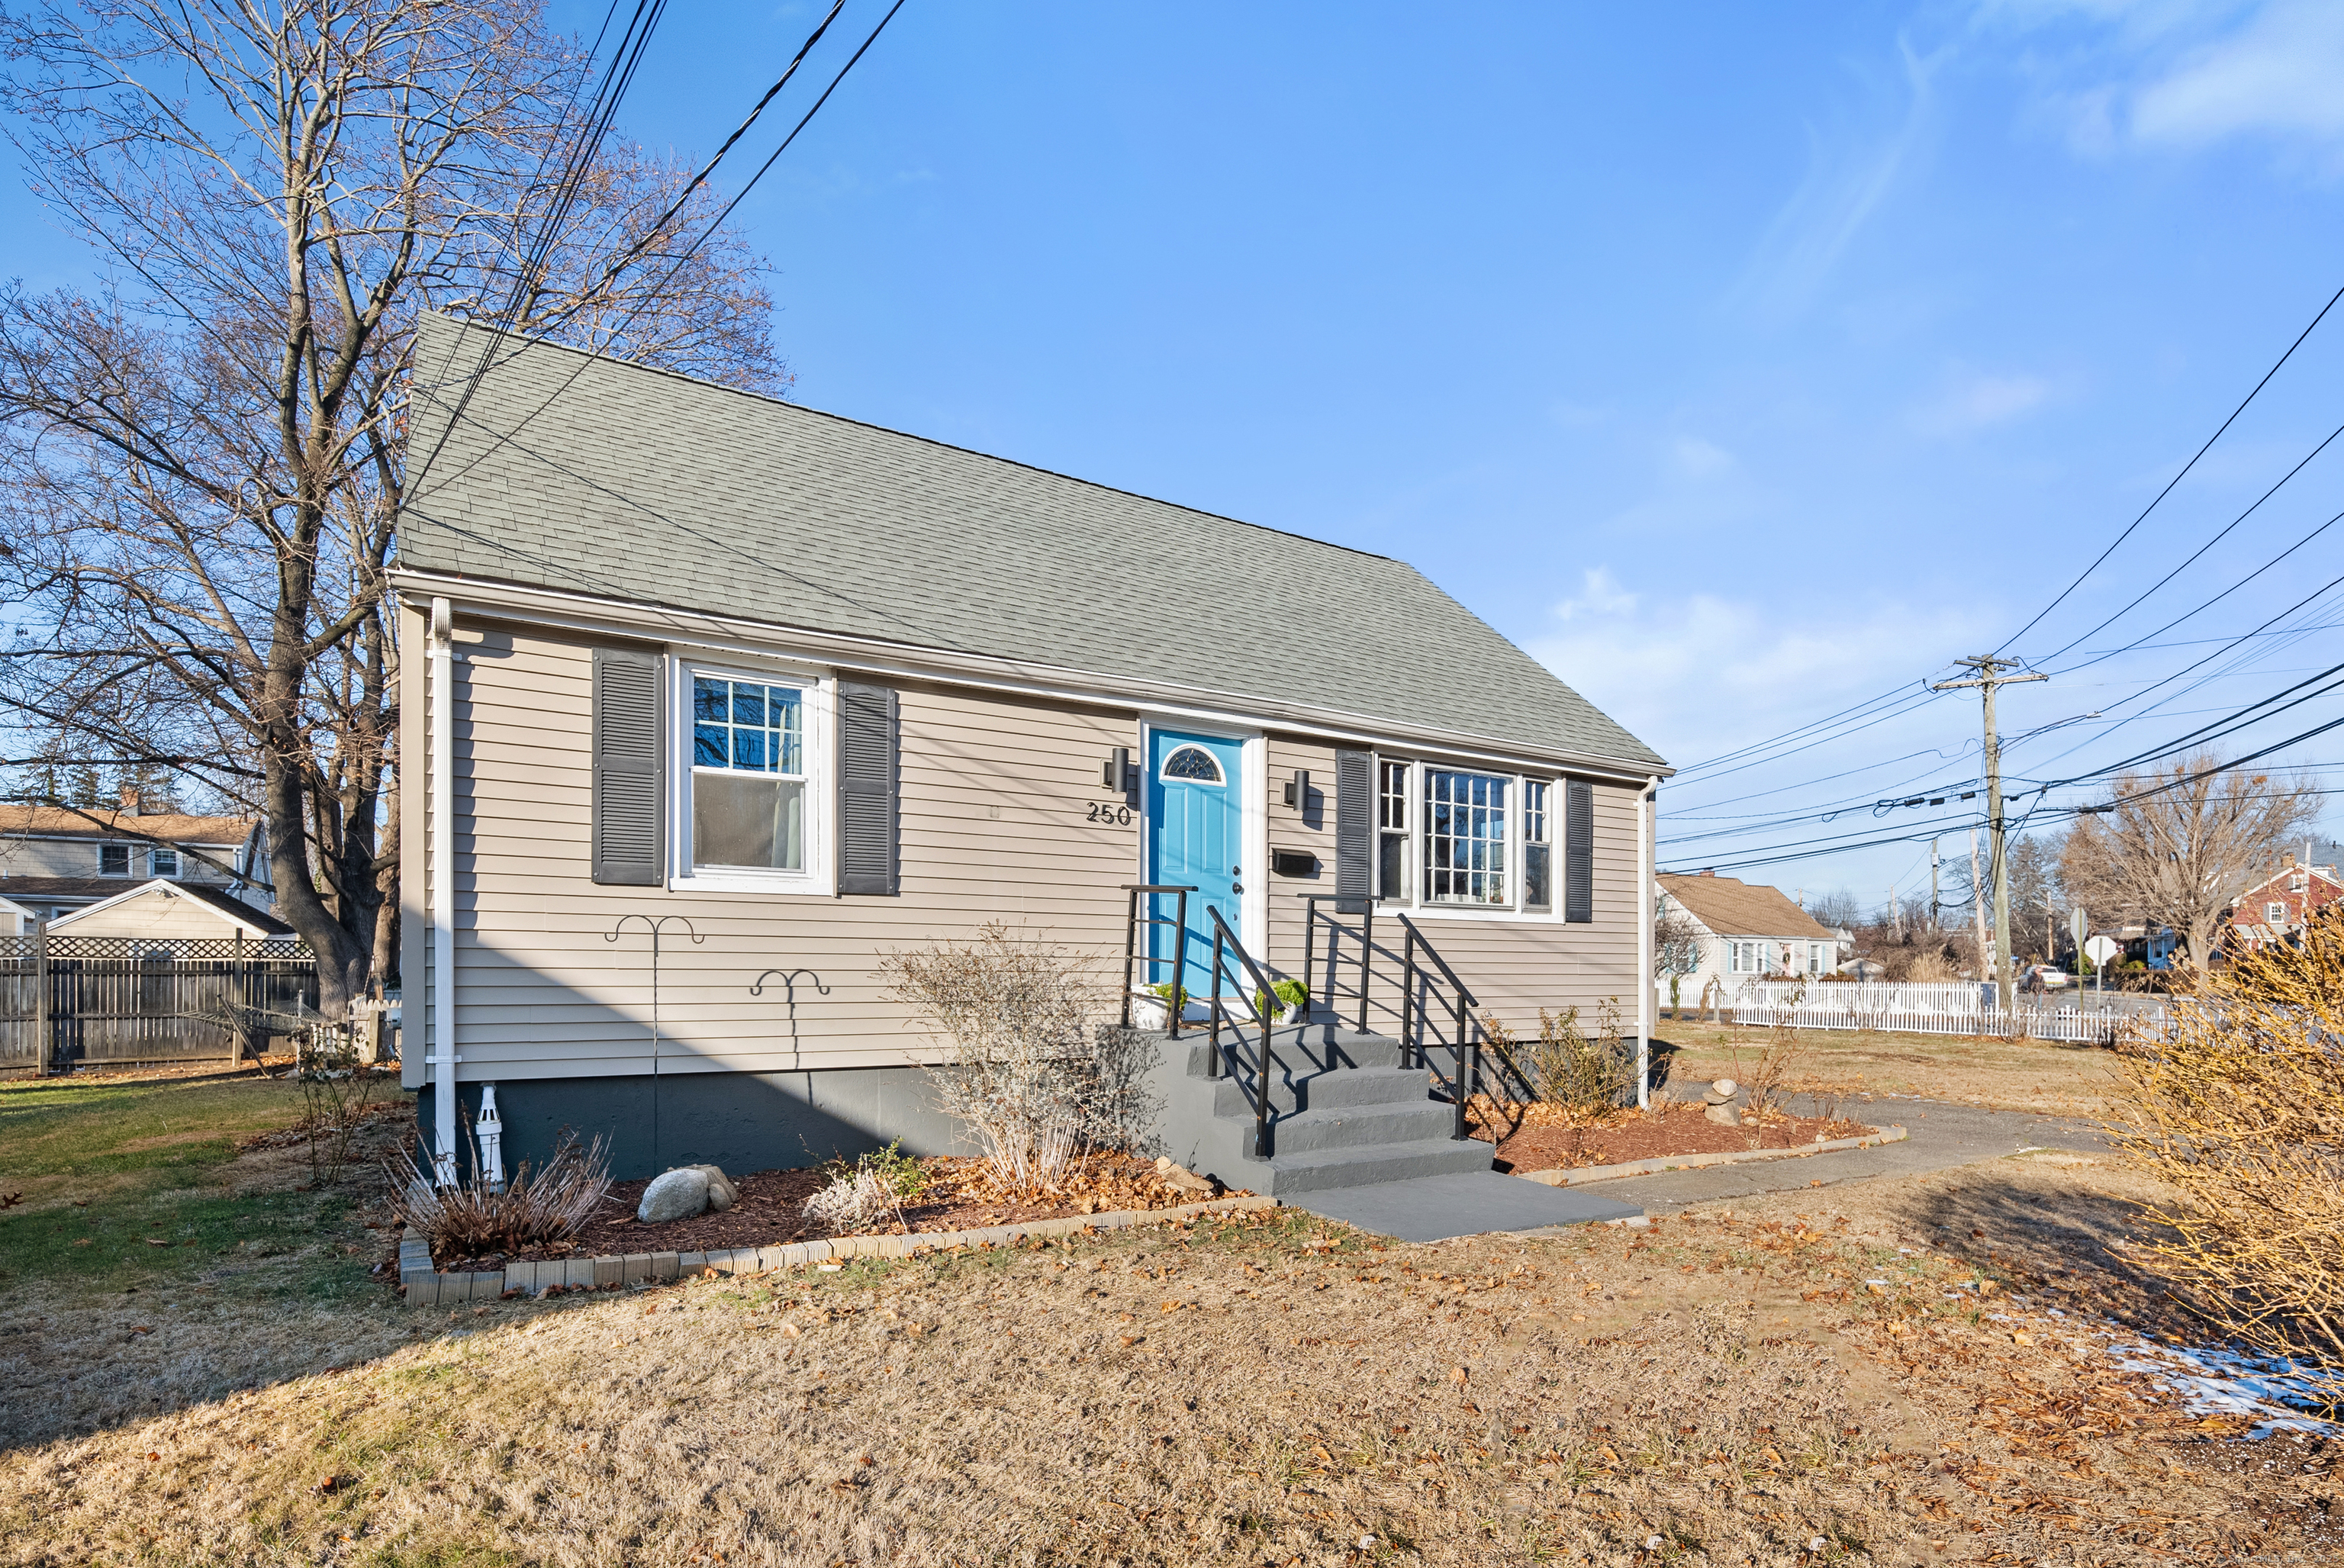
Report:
685,1164,739,1212
639,1167,710,1224
1704,1103,1742,1127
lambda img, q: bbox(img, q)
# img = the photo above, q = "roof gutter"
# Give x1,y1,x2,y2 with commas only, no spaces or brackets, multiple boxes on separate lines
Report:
390,568,1676,785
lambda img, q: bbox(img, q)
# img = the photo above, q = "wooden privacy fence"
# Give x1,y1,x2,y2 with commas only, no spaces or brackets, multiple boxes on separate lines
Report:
1661,978,2162,1047
0,933,320,1071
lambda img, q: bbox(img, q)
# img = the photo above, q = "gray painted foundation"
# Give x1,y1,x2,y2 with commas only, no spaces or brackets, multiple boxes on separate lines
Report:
414,1064,975,1183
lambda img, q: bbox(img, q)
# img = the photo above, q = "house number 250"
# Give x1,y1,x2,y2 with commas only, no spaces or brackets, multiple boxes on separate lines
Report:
1087,803,1133,826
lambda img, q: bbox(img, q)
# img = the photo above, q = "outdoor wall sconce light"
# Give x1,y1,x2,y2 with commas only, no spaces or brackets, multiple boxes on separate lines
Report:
1103,746,1138,806
1283,768,1310,809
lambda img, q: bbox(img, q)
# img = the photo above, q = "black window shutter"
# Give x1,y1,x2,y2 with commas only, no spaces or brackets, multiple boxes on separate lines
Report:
837,681,900,895
591,648,662,886
1564,778,1595,923
1334,748,1372,915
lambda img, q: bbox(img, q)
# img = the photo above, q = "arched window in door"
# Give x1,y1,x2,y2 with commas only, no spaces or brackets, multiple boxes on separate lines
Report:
1160,745,1225,784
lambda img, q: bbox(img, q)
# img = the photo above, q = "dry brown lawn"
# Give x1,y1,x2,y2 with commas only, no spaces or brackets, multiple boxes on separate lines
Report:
1,1142,2323,1568
1653,1024,2126,1118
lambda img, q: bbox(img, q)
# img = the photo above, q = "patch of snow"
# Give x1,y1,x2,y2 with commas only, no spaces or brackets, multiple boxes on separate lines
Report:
2110,1340,2341,1439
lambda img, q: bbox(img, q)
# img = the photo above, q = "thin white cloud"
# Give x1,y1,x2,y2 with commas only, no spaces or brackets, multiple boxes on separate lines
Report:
1528,567,1982,774
1734,37,1945,325
1669,435,1737,478
1908,369,2055,436
2130,0,2344,148
1995,0,2344,167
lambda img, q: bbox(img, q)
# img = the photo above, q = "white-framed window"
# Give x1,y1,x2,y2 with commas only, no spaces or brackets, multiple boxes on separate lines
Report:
150,848,180,878
1728,939,1761,974
2291,873,2308,892
1521,781,1552,912
2268,901,2288,923
1807,942,1825,975
671,658,829,892
1376,759,1410,902
1425,768,1508,904
98,843,130,876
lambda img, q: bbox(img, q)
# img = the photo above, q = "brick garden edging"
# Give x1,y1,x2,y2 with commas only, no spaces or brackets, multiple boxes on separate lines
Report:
1508,1123,1908,1189
398,1193,1280,1307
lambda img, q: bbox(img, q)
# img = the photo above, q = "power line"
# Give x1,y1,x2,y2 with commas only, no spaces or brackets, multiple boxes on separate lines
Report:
1993,279,2344,655
407,0,910,513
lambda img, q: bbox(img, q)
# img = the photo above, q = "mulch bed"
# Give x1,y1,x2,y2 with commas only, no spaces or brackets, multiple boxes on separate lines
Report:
1472,1100,1876,1175
435,1154,1227,1273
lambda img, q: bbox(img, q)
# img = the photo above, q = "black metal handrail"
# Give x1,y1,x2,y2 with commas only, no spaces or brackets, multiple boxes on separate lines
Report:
1119,884,1196,1037
1295,899,1497,1141
1298,894,1376,1035
1205,906,1280,1157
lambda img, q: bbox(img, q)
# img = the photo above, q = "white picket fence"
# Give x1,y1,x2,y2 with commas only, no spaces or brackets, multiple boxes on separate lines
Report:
1662,979,2159,1046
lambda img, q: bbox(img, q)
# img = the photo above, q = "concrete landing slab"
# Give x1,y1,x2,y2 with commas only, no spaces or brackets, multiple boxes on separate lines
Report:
1293,1171,1641,1242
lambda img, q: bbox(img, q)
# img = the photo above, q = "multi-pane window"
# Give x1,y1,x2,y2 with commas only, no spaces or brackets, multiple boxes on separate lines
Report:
2291,874,2309,892
691,675,807,871
98,843,130,876
1521,781,1552,911
1424,769,1507,904
2269,902,2289,923
1376,760,1409,901
150,848,180,878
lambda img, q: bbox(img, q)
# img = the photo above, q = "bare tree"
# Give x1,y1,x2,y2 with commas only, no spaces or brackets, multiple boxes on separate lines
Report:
0,0,780,1015
2059,754,2322,971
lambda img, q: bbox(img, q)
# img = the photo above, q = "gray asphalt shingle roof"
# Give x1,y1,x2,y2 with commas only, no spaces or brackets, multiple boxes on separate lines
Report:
397,316,1665,771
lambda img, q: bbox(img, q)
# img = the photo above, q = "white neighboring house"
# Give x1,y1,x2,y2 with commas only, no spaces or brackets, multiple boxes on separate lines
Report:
0,790,262,922
0,890,34,936
46,879,295,944
1654,871,1842,1009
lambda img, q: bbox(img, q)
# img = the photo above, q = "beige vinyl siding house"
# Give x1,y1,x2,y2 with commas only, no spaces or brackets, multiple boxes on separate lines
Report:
394,317,1670,1184
0,798,260,922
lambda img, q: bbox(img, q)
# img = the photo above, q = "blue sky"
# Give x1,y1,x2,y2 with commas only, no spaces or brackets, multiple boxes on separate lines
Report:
14,0,2344,910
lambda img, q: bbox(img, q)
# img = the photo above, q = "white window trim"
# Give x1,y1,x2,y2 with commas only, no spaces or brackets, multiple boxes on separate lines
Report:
1376,755,1566,924
665,652,836,896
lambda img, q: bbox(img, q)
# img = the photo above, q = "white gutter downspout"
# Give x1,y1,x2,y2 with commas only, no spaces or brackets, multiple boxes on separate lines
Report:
1637,775,1659,1112
427,598,459,1186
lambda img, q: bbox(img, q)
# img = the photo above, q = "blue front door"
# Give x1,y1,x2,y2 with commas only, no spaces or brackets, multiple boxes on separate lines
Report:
1147,729,1245,1001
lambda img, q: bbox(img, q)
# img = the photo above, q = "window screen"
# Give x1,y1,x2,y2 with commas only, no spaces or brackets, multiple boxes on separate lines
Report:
99,843,130,876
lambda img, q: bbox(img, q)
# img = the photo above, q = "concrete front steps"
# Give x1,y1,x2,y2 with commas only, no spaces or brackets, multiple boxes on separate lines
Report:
1141,1019,1492,1197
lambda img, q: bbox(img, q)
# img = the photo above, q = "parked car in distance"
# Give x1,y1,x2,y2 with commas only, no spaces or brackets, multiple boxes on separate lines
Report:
2017,963,2072,991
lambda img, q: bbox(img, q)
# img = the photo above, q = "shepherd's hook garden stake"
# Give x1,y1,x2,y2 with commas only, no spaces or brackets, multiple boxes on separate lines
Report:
607,914,704,1168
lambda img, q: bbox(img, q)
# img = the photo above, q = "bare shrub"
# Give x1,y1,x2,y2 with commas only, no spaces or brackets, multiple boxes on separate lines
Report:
803,1143,929,1235
2111,916,2344,1402
1483,1002,1636,1119
387,1132,612,1262
883,925,1158,1192
803,1166,902,1235
293,1022,383,1186
1731,1020,1812,1119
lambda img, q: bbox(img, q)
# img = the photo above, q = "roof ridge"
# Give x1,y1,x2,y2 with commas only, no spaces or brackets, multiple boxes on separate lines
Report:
416,313,1402,567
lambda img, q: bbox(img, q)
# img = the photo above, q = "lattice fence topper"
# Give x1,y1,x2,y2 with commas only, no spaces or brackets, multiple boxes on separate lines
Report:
0,933,312,962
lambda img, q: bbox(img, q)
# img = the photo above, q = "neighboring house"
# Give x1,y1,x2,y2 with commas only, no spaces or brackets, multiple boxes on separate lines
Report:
0,891,32,937
394,316,1671,1184
0,791,261,922
1653,872,1840,1006
47,880,296,944
2224,855,2344,952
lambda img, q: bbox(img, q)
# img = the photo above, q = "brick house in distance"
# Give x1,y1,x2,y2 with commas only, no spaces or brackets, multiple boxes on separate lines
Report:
2226,853,2344,953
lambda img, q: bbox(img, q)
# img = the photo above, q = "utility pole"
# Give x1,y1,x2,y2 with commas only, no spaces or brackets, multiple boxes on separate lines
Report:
1930,839,1940,930
1934,655,2048,1016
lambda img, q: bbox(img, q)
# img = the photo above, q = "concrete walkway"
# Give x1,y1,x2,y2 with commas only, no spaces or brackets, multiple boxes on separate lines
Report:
1293,1171,1641,1242
1595,1098,2114,1212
